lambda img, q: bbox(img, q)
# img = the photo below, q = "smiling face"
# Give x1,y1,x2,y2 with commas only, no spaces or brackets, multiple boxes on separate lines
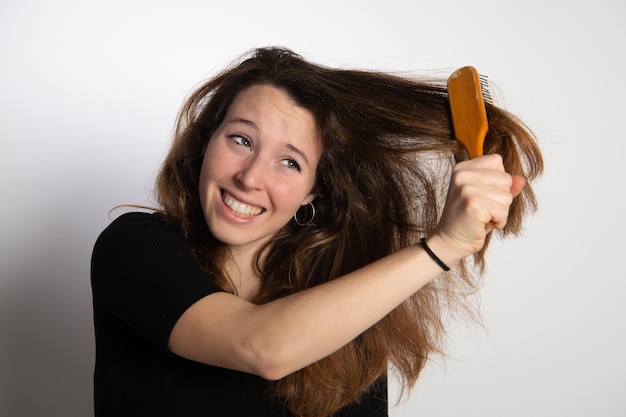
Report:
199,84,321,255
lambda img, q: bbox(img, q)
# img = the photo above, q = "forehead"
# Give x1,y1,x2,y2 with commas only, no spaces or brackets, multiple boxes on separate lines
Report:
227,84,311,121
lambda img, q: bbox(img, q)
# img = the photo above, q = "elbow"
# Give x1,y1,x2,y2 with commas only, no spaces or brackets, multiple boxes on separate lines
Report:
256,365,289,381
241,337,298,381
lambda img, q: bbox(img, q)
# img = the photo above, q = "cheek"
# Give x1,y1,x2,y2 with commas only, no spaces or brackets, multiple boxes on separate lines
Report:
198,165,210,208
200,139,225,178
199,147,220,199
273,181,316,214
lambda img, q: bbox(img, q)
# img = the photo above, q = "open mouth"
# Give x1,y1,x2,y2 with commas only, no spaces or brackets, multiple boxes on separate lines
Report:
222,191,264,217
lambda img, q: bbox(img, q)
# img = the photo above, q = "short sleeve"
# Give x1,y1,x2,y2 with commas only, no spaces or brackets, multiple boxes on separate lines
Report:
91,212,224,351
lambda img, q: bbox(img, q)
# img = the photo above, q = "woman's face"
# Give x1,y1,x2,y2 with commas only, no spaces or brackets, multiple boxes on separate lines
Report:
199,84,321,254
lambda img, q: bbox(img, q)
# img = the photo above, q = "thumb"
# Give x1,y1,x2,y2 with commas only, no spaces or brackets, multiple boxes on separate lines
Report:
511,175,526,198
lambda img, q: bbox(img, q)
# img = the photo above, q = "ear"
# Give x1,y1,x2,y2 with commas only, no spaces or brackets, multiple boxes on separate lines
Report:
301,193,316,206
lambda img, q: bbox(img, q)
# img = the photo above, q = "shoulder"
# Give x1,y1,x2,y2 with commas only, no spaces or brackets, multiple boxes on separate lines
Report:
91,210,219,298
104,211,174,233
91,211,191,269
96,211,180,246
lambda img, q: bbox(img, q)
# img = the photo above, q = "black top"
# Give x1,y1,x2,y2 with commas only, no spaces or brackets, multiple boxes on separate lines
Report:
91,212,388,417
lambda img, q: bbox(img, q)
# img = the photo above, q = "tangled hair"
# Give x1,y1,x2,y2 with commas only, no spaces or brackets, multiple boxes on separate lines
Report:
156,47,543,417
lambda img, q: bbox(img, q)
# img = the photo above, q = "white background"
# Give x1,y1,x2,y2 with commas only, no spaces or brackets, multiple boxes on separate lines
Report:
1,0,624,416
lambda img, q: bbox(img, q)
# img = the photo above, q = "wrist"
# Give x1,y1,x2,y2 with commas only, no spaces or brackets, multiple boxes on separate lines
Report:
419,238,450,271
420,234,464,269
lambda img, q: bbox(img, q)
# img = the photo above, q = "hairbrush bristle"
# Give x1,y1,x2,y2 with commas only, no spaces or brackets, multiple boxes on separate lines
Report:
479,74,492,105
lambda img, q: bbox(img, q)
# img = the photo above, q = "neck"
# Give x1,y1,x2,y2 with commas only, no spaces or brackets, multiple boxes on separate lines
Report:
226,245,266,301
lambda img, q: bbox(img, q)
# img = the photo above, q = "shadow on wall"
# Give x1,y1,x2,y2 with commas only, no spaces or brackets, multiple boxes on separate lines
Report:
0,213,97,417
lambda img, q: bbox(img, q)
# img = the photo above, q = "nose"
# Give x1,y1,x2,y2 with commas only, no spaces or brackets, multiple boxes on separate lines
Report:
235,155,267,190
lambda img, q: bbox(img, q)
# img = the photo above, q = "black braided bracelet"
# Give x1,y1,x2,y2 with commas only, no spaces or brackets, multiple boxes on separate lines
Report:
419,238,451,271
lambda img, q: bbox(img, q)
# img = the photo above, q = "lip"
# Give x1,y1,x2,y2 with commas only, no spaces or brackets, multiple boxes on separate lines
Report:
219,189,265,221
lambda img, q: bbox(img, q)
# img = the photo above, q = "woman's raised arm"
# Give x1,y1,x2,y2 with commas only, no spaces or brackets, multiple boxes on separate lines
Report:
168,154,523,380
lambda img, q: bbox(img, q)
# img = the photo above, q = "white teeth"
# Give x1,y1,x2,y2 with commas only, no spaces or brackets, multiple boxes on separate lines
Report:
223,193,263,217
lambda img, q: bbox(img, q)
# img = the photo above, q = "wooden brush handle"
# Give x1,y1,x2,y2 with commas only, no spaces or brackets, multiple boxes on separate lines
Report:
448,66,488,159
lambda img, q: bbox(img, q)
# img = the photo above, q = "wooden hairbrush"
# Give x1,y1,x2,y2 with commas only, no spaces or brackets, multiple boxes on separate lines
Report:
447,66,492,159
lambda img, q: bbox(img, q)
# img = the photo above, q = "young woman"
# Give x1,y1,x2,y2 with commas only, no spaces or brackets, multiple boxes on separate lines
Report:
91,47,543,417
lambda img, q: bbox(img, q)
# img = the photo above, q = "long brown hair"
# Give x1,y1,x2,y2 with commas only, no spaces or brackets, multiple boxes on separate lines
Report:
156,47,543,417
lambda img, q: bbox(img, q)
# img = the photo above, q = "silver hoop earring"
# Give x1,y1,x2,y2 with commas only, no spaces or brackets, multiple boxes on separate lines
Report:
294,202,316,226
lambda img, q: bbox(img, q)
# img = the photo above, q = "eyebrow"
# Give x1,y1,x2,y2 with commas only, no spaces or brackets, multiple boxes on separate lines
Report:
227,117,258,130
284,143,311,167
226,118,312,167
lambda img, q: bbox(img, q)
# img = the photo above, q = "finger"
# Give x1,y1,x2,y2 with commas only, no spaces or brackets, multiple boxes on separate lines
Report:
478,153,505,172
510,175,526,198
483,199,512,230
455,153,504,172
473,183,516,230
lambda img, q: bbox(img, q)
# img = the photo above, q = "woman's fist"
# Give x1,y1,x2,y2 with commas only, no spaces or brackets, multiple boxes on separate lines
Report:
428,154,526,265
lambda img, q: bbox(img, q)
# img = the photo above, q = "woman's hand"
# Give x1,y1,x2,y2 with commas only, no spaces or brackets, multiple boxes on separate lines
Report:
427,154,526,266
